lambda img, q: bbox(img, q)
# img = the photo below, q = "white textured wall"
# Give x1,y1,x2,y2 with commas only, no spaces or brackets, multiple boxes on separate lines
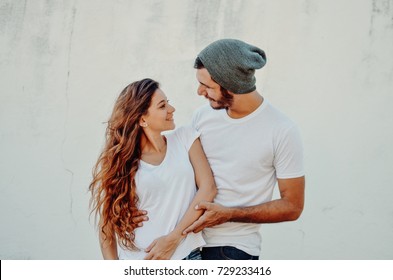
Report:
1,0,392,259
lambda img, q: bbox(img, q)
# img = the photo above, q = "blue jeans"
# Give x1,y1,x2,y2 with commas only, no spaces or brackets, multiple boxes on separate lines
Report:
201,246,259,260
183,248,202,260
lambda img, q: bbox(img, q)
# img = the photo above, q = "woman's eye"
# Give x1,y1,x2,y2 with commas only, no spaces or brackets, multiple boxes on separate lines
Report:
160,100,169,109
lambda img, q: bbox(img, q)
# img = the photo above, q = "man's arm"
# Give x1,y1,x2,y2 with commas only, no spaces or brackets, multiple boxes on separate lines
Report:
231,176,305,222
183,176,305,233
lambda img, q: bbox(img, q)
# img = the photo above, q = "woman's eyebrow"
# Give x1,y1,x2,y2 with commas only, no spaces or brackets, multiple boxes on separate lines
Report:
156,99,166,107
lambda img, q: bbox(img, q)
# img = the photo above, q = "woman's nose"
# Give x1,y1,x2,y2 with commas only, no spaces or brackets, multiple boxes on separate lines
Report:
169,104,176,113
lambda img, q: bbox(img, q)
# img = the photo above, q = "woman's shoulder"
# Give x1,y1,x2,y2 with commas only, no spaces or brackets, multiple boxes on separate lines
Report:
164,125,200,150
164,125,196,136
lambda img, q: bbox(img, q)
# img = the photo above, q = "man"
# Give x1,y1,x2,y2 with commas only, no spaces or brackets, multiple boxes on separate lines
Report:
182,39,305,260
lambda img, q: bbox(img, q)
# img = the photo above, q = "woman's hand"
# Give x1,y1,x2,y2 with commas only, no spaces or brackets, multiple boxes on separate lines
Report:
143,233,184,260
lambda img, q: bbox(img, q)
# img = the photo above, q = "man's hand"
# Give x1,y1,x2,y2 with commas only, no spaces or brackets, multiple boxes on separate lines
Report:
183,202,231,234
132,210,148,227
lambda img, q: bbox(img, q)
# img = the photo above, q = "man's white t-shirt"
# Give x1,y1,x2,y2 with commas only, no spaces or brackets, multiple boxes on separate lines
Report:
191,99,304,256
117,126,205,260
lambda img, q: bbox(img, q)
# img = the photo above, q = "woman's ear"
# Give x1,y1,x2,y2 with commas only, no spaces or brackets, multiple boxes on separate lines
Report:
139,117,148,128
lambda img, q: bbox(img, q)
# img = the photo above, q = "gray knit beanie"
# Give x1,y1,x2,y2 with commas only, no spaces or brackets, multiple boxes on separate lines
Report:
197,39,266,94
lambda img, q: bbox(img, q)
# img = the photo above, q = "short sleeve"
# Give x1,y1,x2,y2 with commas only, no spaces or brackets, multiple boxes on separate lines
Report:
174,125,201,151
274,124,305,179
191,107,201,131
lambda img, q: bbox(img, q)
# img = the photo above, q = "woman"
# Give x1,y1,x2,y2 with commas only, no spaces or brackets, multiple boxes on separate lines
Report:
89,78,216,260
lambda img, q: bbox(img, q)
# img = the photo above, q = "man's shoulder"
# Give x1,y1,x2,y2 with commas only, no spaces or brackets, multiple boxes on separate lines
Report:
264,101,297,128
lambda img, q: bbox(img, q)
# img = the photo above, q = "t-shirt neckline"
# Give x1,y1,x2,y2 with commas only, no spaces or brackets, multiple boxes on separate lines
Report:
139,135,169,168
220,98,269,123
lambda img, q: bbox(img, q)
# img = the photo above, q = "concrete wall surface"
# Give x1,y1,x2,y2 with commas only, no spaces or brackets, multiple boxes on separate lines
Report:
1,0,392,259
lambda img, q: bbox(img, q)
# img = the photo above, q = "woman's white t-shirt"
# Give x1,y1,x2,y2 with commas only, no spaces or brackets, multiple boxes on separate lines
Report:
117,126,205,260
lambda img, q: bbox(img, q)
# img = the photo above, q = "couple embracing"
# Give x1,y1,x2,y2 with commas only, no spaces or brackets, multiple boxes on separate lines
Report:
89,39,305,260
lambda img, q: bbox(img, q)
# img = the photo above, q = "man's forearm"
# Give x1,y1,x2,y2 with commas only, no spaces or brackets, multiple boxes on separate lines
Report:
229,198,304,224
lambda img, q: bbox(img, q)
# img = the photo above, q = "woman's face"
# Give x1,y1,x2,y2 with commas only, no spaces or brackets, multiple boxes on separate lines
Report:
141,88,176,132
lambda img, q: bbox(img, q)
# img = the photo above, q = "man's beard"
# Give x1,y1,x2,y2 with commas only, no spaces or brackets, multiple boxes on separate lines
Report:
210,87,233,110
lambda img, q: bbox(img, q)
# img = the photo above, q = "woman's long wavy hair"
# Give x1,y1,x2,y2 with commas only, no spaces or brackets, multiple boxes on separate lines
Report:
89,78,159,250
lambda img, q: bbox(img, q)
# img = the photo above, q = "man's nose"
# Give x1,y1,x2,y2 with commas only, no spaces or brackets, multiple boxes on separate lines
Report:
197,85,206,96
